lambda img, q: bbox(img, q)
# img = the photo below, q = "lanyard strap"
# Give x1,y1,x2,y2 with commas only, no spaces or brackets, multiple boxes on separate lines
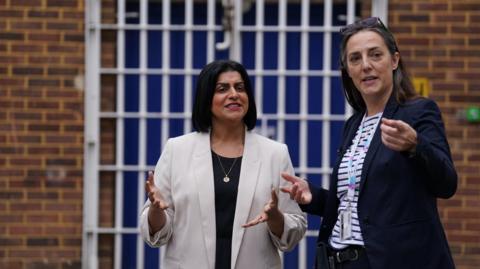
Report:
346,113,382,199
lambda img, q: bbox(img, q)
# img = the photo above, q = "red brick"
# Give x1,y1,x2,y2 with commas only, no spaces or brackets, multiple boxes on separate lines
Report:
11,44,44,53
28,33,61,42
12,67,44,75
47,0,77,7
9,226,43,235
398,14,430,23
27,192,59,199
46,22,79,30
0,56,26,64
452,3,480,11
0,9,23,18
9,250,43,258
417,3,448,11
28,10,59,18
28,147,60,155
29,79,61,87
26,214,59,223
10,21,43,30
27,238,59,246
0,238,23,246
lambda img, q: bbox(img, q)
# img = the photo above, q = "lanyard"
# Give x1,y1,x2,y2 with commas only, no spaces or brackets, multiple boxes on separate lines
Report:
346,113,382,199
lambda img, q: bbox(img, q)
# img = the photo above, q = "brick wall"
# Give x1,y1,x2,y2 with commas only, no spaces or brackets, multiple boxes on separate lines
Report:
0,0,84,268
1,1,479,269
387,1,480,268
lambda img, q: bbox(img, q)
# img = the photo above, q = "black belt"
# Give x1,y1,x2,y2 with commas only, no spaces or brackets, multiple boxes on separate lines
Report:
329,245,365,264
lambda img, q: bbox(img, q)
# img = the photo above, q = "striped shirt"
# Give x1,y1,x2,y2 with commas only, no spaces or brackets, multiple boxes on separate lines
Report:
329,112,382,249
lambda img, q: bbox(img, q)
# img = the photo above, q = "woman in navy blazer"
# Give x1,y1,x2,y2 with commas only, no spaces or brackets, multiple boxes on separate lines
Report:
281,17,457,269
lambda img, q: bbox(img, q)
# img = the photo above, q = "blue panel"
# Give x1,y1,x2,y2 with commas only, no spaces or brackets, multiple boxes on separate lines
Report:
286,32,301,70
170,31,185,69
241,32,255,69
122,234,137,269
263,32,278,69
125,75,139,112
308,33,323,70
242,3,256,26
263,76,278,113
283,245,299,268
171,2,185,25
193,31,207,69
307,236,319,268
285,120,299,167
148,31,162,68
123,171,139,227
287,3,301,26
169,119,184,138
148,2,162,24
147,119,162,166
330,121,345,164
147,75,162,112
308,77,323,114
144,244,159,269
286,76,300,114
193,3,207,25
125,30,140,68
124,119,139,165
170,75,184,112
307,121,322,168
264,3,278,26
331,32,343,70
331,76,345,115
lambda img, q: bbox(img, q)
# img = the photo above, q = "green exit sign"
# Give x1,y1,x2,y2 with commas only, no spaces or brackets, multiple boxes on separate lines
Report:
466,106,480,123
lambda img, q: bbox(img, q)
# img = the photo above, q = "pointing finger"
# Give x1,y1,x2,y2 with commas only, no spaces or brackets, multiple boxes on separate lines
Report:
281,172,300,184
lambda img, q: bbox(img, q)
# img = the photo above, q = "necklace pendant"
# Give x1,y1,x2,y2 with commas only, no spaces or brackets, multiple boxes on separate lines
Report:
223,176,230,183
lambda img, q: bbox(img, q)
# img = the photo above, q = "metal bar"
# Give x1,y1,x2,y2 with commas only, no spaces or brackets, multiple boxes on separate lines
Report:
184,0,193,133
298,1,310,268
113,0,126,268
344,0,356,119
82,0,101,268
136,0,148,268
94,23,342,33
372,0,389,25
276,0,287,143
255,0,265,135
322,0,333,190
99,111,346,121
207,0,215,62
231,0,242,60
100,67,342,77
161,0,171,148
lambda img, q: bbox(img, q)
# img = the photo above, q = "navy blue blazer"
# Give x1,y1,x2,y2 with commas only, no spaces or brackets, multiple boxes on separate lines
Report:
302,95,457,269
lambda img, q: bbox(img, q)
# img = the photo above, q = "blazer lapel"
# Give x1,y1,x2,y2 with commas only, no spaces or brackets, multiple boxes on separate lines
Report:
359,95,399,194
192,132,216,269
231,131,260,268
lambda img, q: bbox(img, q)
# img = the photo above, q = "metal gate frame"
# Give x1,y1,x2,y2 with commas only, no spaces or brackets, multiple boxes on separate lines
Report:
83,1,388,268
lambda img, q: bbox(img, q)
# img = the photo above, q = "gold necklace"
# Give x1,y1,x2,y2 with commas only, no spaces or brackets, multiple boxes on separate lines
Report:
214,152,238,183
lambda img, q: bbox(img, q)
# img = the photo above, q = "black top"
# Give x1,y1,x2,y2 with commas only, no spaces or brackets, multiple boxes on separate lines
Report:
211,150,242,269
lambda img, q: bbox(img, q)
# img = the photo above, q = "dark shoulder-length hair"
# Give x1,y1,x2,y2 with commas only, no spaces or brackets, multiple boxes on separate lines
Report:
192,59,257,132
339,17,417,112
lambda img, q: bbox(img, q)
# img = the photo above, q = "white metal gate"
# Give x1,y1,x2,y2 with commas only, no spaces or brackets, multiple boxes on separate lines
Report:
83,1,388,268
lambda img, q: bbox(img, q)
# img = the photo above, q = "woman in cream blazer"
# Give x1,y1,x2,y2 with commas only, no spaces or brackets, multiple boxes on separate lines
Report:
139,60,306,269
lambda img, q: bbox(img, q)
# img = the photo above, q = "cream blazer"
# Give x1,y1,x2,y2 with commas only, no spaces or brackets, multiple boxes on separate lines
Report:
139,131,307,269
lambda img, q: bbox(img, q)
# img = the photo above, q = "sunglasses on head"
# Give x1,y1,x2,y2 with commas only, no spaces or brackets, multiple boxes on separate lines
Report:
340,17,390,34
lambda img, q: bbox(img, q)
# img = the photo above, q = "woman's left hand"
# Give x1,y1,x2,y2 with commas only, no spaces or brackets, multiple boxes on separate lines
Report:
380,118,417,152
242,188,284,237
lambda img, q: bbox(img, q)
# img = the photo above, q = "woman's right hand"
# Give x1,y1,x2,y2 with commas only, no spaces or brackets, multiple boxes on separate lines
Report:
280,172,312,205
146,171,169,210
145,171,168,235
